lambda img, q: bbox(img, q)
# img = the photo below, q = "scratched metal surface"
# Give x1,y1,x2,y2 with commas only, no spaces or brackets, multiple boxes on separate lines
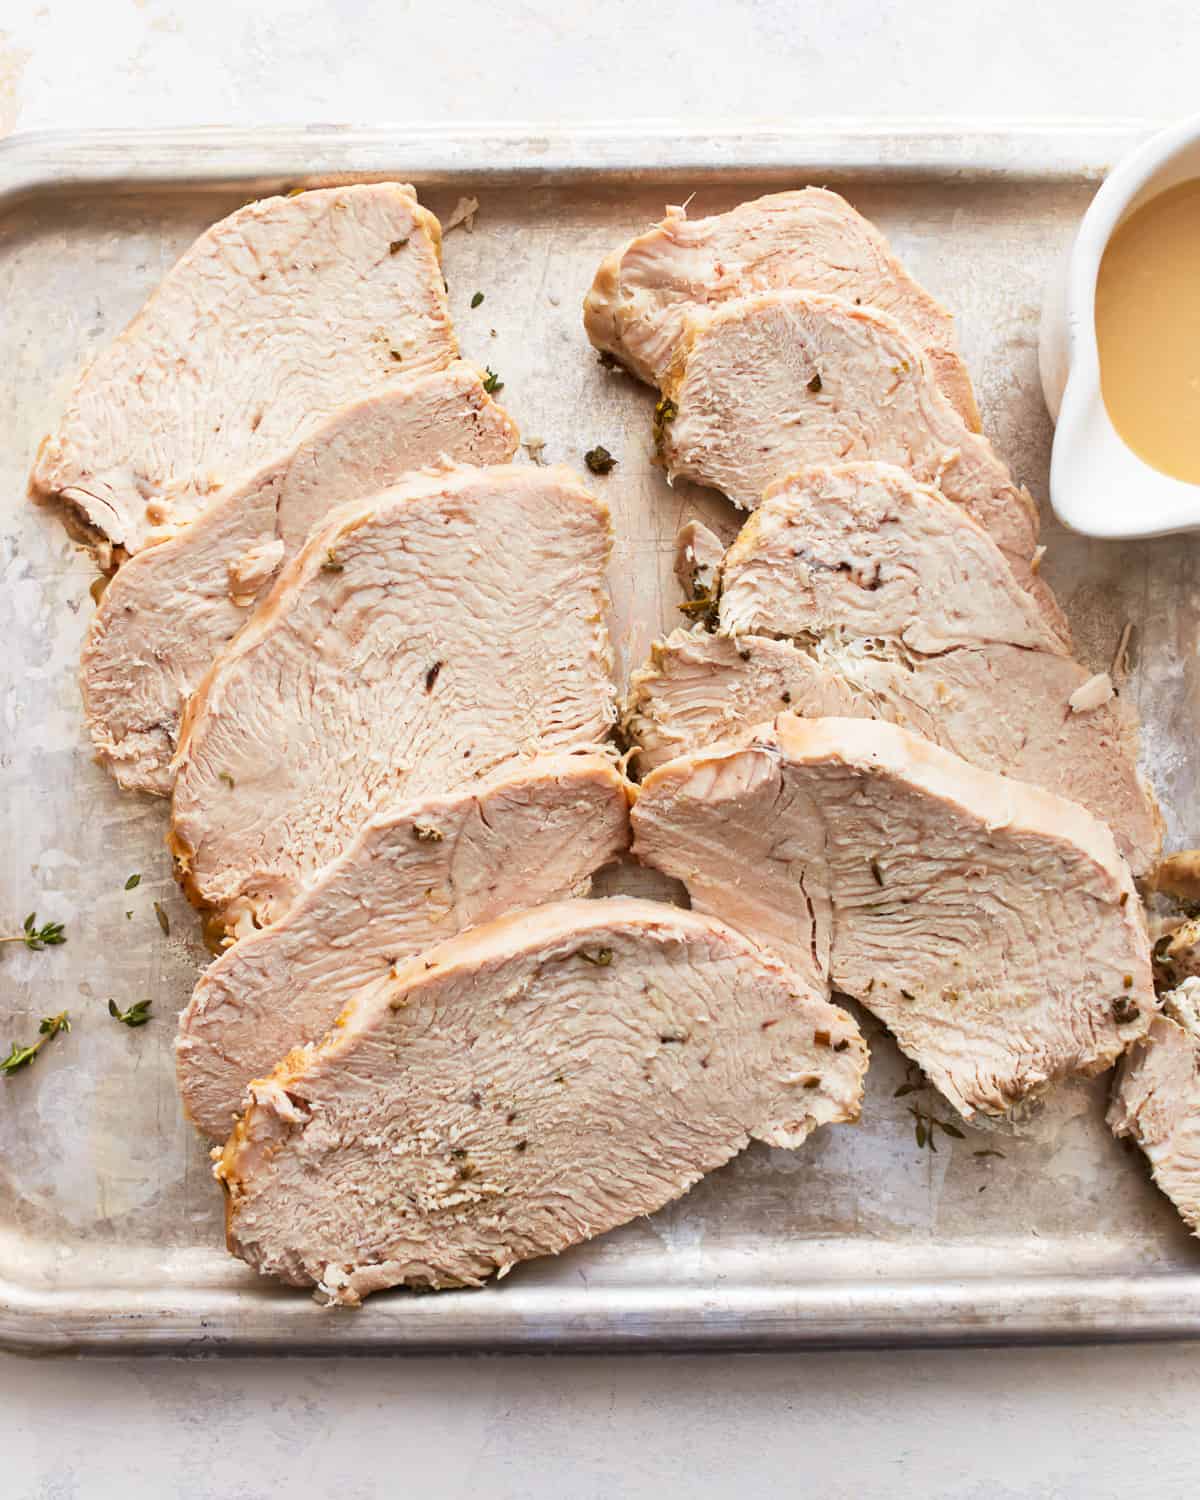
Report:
1,124,1199,1354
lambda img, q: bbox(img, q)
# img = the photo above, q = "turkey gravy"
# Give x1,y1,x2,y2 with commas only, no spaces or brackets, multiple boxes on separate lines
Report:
1096,180,1200,484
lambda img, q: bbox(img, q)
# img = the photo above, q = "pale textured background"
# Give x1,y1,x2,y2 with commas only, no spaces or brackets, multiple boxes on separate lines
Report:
4,2,1200,1496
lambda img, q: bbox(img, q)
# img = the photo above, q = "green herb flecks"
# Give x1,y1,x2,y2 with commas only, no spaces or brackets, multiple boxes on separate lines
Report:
808,373,823,393
108,998,153,1029
153,901,170,937
482,366,504,395
909,1105,966,1153
219,771,236,790
470,291,484,309
652,397,678,453
321,549,345,573
2,1012,70,1076
124,873,141,891
0,913,66,951
892,1058,927,1099
677,592,717,622
578,947,613,967
584,446,617,476
389,237,410,254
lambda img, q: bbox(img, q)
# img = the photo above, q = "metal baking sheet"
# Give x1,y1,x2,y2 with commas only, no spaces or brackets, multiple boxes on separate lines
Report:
3,121,1199,1355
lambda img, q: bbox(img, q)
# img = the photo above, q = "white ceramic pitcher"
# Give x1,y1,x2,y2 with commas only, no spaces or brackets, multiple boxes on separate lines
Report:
1040,115,1200,539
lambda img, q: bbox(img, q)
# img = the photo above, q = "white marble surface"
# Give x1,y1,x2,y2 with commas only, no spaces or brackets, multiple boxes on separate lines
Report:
4,2,1200,1496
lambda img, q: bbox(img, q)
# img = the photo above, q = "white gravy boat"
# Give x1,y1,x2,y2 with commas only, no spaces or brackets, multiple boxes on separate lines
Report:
1040,115,1200,539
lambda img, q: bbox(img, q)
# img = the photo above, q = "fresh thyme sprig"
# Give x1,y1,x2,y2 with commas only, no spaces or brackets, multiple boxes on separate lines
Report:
0,913,66,951
1,1012,71,1075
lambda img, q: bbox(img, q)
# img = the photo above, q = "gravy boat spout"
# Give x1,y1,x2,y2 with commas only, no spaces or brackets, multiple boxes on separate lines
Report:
1042,115,1200,539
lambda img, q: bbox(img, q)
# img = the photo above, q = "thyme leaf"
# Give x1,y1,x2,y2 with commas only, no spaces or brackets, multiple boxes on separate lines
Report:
909,1104,966,1153
108,998,153,1028
584,446,617,476
124,873,141,891
482,366,504,395
578,947,613,967
652,397,678,452
1,1012,70,1075
470,291,484,309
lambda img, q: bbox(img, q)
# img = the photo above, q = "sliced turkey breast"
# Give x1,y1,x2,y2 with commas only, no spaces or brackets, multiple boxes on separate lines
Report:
1144,850,1200,905
1154,917,1200,986
623,463,1159,873
169,463,616,935
656,290,1057,628
625,629,1158,875
720,463,1064,654
631,716,1155,1120
625,629,856,773
583,188,979,427
82,366,518,797
1109,978,1200,1237
31,183,455,563
216,896,867,1303
177,753,630,1141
